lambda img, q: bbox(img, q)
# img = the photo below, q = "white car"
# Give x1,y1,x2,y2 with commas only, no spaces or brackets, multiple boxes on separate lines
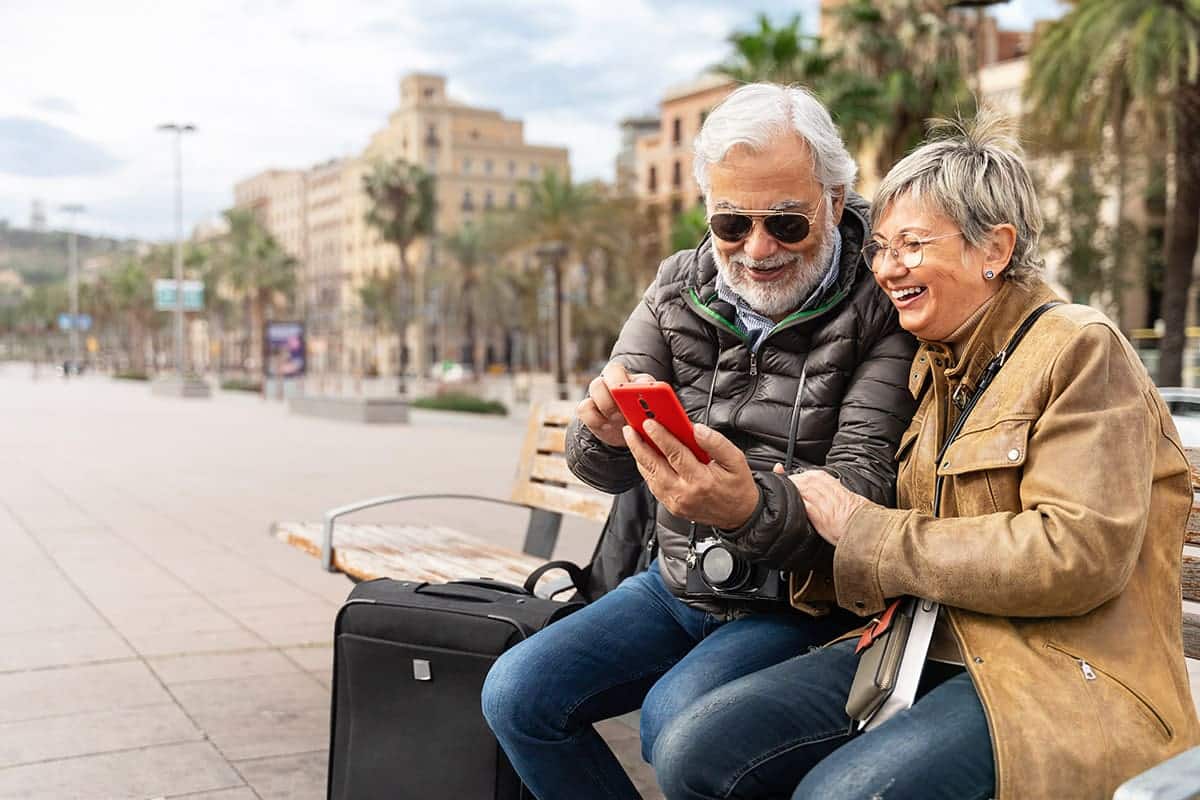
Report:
1156,387,1200,448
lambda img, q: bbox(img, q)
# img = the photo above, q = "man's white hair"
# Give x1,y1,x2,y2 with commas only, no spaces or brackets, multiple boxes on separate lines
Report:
693,83,858,198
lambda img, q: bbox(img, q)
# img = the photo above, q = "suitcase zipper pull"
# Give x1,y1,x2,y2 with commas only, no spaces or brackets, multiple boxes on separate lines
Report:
1078,659,1097,681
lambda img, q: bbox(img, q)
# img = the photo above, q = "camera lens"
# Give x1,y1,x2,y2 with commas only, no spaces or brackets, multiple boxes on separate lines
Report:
645,411,655,419
639,398,649,409
699,545,750,590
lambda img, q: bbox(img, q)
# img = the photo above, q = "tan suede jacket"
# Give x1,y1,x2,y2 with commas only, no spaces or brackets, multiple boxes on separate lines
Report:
833,279,1200,799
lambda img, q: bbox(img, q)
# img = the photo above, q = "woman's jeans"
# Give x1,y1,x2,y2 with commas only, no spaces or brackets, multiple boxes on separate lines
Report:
653,640,996,800
481,564,858,800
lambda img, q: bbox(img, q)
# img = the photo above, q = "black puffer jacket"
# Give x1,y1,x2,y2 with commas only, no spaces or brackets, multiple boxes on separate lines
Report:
566,195,917,606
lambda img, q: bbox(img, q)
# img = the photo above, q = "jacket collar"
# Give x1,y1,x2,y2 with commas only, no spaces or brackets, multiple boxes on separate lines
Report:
909,278,1065,399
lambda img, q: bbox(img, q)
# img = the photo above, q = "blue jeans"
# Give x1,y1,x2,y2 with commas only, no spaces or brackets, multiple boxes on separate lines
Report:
481,564,859,800
653,640,996,800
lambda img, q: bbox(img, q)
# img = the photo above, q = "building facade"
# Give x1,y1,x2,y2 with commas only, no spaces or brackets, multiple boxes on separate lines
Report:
232,73,570,382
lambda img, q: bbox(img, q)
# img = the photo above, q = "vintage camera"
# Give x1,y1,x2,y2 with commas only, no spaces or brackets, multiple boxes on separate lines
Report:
685,536,788,603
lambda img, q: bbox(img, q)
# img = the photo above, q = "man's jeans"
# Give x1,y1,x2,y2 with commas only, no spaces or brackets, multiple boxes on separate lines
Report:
481,563,858,800
653,640,996,800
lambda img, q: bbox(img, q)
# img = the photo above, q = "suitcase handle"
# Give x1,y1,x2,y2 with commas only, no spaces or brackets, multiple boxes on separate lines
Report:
445,578,531,596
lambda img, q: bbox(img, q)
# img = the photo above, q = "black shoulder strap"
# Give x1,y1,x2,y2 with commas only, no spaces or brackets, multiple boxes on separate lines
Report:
932,301,1062,515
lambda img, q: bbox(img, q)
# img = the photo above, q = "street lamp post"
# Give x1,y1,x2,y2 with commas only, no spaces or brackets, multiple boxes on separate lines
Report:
152,123,210,398
157,122,196,376
59,204,86,375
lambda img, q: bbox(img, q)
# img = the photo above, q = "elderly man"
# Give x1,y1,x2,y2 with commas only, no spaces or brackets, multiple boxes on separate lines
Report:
482,83,916,800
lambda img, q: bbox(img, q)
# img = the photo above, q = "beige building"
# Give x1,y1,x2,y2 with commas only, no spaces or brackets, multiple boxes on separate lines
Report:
232,73,570,380
633,73,736,246
344,73,569,378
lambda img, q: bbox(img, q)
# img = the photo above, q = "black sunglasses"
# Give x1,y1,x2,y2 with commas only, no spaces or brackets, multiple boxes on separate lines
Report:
707,196,824,245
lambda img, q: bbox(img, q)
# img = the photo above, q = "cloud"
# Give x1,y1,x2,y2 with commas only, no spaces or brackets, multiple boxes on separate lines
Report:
32,96,77,115
0,118,123,178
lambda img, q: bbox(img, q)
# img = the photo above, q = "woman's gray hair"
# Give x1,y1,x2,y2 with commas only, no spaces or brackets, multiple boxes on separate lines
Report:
694,83,857,197
871,109,1045,285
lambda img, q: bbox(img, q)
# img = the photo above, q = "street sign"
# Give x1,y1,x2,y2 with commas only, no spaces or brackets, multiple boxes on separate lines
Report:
57,313,92,331
153,279,204,311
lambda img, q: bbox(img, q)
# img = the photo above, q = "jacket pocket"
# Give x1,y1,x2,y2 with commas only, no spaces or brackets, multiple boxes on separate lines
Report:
936,416,1034,476
1044,642,1173,741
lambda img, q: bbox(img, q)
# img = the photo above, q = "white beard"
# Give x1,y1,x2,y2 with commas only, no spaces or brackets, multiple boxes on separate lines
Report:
714,211,838,319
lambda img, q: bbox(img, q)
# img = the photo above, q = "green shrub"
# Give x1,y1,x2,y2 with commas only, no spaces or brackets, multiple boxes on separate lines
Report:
114,371,149,381
411,392,508,416
220,378,263,393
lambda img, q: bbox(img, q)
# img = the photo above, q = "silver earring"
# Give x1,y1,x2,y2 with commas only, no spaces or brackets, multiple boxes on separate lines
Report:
984,270,995,280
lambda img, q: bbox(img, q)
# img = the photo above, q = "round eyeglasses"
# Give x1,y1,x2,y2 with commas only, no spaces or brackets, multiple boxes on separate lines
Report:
862,232,963,272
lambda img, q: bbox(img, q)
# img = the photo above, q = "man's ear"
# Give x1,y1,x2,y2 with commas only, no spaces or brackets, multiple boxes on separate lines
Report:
829,188,845,225
984,223,1017,279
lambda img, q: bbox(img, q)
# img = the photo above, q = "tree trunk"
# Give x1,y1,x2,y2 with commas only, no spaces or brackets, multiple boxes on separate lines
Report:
1158,78,1200,387
394,250,410,396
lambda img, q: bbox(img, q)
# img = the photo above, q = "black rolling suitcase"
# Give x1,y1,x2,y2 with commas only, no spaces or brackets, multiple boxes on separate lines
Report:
327,575,585,800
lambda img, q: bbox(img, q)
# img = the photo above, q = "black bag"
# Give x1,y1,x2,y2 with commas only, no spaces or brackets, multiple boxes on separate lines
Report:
327,577,584,800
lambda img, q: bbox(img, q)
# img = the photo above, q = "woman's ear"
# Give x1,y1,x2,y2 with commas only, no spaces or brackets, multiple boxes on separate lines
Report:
984,223,1017,279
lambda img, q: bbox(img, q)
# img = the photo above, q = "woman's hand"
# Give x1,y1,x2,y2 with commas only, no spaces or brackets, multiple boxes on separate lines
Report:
775,466,870,546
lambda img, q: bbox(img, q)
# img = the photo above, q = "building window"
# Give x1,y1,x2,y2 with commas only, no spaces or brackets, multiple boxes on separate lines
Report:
648,166,657,193
484,159,493,174
670,198,683,216
463,157,472,173
470,129,480,140
672,160,682,188
423,87,435,99
462,190,475,212
672,117,682,145
508,160,516,176
484,189,494,210
529,163,540,178
507,192,517,209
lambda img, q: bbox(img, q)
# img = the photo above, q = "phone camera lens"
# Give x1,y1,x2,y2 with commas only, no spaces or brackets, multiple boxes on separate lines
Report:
638,399,650,409
645,411,656,419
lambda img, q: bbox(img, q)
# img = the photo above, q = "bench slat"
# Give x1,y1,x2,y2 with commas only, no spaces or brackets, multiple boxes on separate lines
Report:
1185,600,1200,661
1184,546,1200,604
531,453,591,488
536,426,568,453
274,521,556,588
510,481,611,523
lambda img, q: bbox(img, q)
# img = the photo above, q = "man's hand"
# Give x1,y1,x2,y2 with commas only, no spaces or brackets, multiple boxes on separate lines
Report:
575,362,655,448
625,420,759,530
775,467,870,546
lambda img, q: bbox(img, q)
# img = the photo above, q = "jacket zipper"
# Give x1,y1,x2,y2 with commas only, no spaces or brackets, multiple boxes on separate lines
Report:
1044,642,1172,738
749,352,758,377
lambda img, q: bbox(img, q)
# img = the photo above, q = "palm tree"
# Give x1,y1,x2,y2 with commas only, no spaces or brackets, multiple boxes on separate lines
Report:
362,159,436,394
440,221,503,379
716,13,836,86
217,208,297,375
1026,0,1200,386
830,0,974,181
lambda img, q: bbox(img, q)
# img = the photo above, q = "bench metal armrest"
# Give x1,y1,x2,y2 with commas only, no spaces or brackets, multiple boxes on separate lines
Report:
321,493,531,572
1113,745,1200,800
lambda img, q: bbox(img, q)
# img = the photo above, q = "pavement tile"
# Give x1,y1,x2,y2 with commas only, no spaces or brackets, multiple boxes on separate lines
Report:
124,627,267,658
0,660,172,724
234,750,327,800
148,649,301,686
0,703,201,767
171,672,329,761
0,740,242,799
166,788,257,799
207,583,334,612
249,621,333,648
0,627,134,673
103,594,237,636
281,645,333,673
0,594,107,636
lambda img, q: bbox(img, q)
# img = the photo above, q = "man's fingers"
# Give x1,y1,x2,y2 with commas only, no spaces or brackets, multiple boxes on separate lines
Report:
641,419,698,477
601,361,632,389
692,424,744,473
588,375,620,420
773,463,786,475
623,424,671,481
629,372,657,384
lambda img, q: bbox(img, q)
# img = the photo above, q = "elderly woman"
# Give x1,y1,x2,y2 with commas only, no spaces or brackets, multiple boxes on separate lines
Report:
650,113,1200,800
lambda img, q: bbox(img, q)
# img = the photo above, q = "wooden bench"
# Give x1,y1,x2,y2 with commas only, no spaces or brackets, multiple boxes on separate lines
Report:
272,400,612,591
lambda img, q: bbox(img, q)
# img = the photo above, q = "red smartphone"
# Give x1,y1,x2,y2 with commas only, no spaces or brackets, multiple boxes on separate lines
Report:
610,381,711,464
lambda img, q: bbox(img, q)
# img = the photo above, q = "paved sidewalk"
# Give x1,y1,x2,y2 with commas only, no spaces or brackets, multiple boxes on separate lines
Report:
0,367,660,799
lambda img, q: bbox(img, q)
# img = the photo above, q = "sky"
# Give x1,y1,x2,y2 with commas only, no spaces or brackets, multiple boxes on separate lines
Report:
0,0,1067,242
